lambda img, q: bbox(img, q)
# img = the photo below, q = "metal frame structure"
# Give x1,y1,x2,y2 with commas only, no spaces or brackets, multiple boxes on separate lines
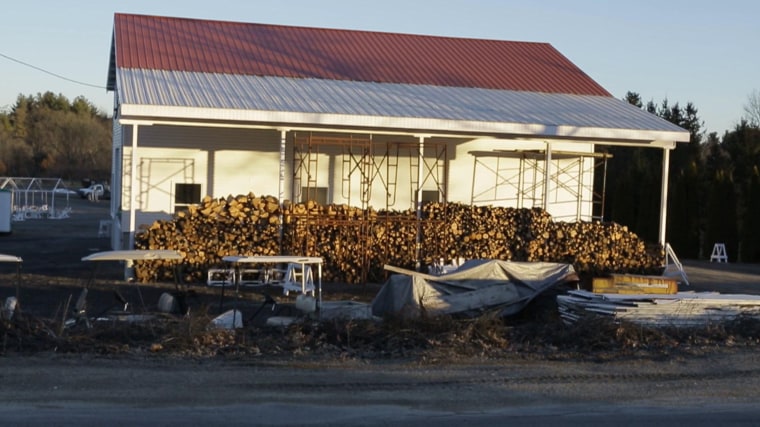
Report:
290,133,450,280
469,149,611,222
136,158,196,211
0,177,71,219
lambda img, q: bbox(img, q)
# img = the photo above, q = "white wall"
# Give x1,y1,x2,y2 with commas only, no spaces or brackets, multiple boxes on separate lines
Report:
119,125,288,231
449,137,597,221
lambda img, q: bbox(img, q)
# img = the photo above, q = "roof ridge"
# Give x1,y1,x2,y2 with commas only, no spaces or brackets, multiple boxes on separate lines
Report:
114,12,552,46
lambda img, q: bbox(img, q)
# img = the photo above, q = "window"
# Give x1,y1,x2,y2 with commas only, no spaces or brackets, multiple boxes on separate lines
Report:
174,183,201,212
419,190,440,204
301,187,328,205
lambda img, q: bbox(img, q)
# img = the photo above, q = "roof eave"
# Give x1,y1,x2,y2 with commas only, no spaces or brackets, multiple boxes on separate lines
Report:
118,104,690,146
106,31,117,91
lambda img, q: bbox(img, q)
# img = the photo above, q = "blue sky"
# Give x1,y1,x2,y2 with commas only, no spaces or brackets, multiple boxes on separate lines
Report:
1,0,756,137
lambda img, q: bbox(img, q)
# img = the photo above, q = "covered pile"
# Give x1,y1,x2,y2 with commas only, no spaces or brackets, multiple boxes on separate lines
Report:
372,259,578,318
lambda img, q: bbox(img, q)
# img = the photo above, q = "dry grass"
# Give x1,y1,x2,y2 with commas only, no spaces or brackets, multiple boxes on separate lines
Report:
3,297,759,363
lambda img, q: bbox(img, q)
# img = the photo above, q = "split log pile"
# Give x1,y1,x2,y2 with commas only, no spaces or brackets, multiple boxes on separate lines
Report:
133,193,282,283
525,221,663,276
133,194,663,284
283,201,379,284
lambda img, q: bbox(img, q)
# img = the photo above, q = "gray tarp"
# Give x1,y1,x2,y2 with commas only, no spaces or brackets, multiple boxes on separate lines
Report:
372,260,578,318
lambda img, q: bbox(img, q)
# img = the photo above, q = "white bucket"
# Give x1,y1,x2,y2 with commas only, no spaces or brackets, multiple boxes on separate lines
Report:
157,292,178,313
266,316,296,327
2,296,17,320
295,294,316,313
210,309,243,329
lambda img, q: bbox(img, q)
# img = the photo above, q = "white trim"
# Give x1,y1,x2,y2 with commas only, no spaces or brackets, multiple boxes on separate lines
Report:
117,118,678,150
659,147,671,245
543,141,552,210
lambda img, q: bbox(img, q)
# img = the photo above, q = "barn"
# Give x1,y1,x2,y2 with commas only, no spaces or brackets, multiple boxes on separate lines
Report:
106,13,690,251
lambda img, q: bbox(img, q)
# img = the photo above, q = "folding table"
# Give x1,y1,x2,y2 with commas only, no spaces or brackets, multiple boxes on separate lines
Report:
79,250,185,320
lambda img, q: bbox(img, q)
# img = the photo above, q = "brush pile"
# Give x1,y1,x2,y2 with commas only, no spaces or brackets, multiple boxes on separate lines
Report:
3,301,760,360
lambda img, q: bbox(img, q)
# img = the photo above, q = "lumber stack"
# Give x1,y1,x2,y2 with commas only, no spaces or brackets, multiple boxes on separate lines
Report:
133,195,664,284
591,274,678,294
557,289,760,327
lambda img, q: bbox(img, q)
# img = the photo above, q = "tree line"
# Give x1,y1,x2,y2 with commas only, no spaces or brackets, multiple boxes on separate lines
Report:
0,92,111,182
604,91,760,262
1,90,759,262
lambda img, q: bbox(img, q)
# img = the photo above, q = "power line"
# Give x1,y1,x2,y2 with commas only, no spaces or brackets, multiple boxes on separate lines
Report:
0,51,106,90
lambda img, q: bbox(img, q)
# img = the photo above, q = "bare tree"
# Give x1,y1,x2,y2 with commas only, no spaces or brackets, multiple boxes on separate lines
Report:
744,89,760,127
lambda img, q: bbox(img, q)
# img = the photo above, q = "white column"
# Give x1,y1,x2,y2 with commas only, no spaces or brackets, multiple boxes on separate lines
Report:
128,124,138,249
416,135,425,270
417,136,425,218
278,129,287,204
277,129,288,249
543,141,552,210
659,147,671,245
517,156,525,208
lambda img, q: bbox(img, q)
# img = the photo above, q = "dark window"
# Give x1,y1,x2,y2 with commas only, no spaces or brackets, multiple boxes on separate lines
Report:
175,183,201,205
420,190,440,204
301,187,328,205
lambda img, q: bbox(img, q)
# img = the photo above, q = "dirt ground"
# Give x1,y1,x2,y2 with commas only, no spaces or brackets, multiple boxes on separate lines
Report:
2,196,760,425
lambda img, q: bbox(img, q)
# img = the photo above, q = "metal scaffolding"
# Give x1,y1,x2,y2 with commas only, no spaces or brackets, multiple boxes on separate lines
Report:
290,133,449,280
0,177,72,219
292,133,448,210
136,158,196,210
469,149,611,222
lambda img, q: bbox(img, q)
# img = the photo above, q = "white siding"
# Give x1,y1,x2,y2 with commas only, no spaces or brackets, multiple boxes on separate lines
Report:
119,125,289,230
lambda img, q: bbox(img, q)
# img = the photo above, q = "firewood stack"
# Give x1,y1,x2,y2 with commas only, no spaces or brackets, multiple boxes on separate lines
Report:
133,193,282,283
133,194,663,284
524,221,663,275
283,202,377,284
420,203,555,263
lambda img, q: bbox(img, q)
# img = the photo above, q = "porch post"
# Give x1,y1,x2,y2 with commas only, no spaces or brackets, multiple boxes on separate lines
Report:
128,124,138,249
416,135,425,270
543,141,552,210
659,147,671,245
278,129,288,250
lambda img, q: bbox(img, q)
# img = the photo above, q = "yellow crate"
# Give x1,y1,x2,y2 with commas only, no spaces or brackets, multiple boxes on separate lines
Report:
592,274,678,294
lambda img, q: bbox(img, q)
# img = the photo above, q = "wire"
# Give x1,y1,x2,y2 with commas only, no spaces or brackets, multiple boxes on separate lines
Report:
0,51,106,90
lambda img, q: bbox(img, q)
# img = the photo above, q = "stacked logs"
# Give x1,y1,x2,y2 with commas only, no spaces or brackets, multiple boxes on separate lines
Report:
133,193,282,283
133,194,664,284
283,202,377,284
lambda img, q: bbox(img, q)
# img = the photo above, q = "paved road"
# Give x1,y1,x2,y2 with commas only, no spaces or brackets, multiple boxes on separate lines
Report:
2,352,760,426
681,258,760,294
2,403,759,426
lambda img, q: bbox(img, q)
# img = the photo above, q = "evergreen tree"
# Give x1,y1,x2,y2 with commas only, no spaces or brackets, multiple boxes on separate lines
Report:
705,169,739,261
719,121,760,261
742,168,760,262
604,94,703,249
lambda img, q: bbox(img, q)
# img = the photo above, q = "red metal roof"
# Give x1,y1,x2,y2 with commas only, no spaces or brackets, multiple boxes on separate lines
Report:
111,13,611,97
